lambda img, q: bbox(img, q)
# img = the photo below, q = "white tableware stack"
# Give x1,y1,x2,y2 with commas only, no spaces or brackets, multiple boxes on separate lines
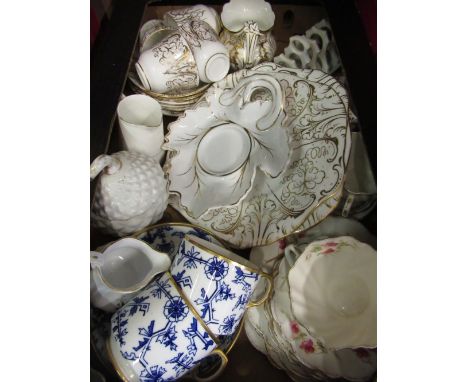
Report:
245,236,377,382
136,6,229,92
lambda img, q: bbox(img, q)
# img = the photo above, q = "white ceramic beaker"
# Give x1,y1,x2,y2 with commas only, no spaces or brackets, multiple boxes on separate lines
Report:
117,94,165,162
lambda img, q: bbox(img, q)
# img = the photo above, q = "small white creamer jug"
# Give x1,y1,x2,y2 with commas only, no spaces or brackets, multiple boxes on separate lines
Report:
90,238,170,312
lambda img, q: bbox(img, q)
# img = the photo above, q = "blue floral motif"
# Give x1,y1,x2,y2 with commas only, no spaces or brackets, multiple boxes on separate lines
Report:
164,297,189,322
127,296,151,316
133,320,157,352
187,229,211,242
140,226,173,245
234,294,249,311
149,277,171,299
177,242,203,268
183,318,215,356
121,350,137,360
204,257,228,281
170,231,187,239
219,314,239,335
140,365,167,382
232,266,259,292
215,282,236,302
166,353,194,377
157,324,178,352
172,270,192,289
112,309,129,346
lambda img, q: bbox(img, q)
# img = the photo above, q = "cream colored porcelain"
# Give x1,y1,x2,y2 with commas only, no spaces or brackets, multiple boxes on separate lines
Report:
249,240,285,273
244,316,267,355
246,253,377,381
165,62,351,248
220,22,276,70
128,70,209,116
289,236,377,351
274,19,341,74
117,94,165,162
90,238,170,312
139,19,176,52
90,151,168,237
164,5,221,35
336,131,377,219
136,32,199,93
164,73,288,219
178,20,229,83
291,216,377,250
221,0,275,32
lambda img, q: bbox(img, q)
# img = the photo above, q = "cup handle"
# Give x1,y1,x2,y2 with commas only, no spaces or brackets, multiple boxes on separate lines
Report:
193,349,228,382
246,272,273,308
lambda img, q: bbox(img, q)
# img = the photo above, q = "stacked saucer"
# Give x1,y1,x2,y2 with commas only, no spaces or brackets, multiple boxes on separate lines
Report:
128,70,210,117
245,236,377,381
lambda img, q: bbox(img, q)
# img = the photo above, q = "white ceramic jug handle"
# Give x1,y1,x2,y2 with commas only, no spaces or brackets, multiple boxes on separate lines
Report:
247,271,273,308
90,154,122,180
284,244,302,269
90,251,104,270
193,349,228,382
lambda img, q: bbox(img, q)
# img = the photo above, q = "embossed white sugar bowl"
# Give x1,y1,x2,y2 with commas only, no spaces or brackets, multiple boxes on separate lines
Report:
220,0,276,70
90,238,171,312
170,235,273,336
90,151,168,237
136,31,199,94
108,272,228,382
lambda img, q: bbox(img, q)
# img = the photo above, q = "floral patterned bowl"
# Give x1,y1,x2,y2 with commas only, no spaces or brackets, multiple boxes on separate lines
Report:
288,236,377,351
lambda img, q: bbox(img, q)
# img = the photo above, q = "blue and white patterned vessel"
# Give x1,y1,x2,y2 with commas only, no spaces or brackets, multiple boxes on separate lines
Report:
108,272,226,382
171,235,272,336
134,223,221,260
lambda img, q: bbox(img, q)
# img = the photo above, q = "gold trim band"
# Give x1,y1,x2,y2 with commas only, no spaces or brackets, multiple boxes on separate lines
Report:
186,235,261,275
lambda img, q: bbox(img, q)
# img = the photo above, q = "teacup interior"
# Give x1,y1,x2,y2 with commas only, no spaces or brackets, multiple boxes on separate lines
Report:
101,246,153,289
187,235,259,271
117,94,162,127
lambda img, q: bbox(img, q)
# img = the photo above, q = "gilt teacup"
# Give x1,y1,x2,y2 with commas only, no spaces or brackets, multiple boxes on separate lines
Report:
136,32,199,94
170,235,273,336
108,272,227,382
178,20,229,83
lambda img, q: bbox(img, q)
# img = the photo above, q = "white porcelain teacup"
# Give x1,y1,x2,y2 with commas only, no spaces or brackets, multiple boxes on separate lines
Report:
117,94,165,162
90,238,171,312
164,5,221,35
178,20,230,83
108,272,228,382
170,235,273,336
136,32,199,94
139,19,176,52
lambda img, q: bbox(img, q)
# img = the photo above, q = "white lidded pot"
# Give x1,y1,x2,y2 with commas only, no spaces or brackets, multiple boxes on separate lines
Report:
90,238,171,312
